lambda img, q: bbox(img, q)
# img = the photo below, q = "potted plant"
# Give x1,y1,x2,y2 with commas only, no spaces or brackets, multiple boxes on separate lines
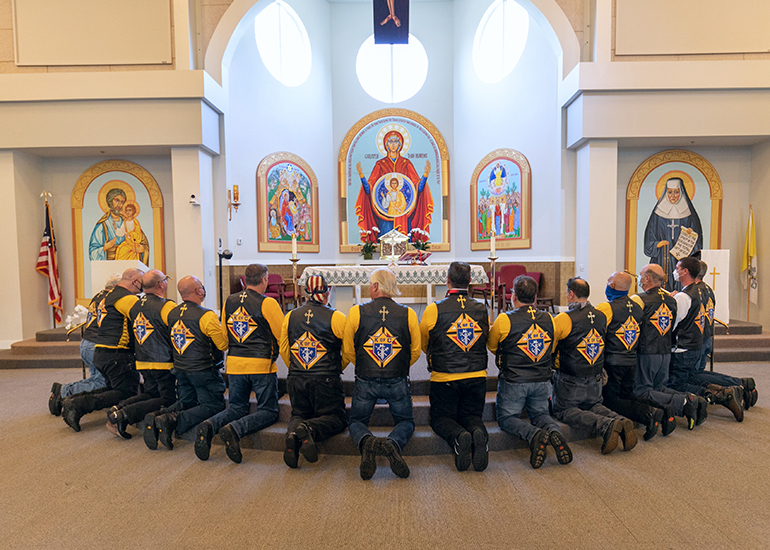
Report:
359,228,379,260
408,228,431,265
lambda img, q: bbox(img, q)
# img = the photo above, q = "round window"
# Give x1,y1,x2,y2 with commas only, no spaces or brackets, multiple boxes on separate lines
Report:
356,34,429,103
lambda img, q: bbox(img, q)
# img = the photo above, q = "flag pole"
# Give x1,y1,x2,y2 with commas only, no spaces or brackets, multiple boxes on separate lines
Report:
747,205,752,323
40,191,57,328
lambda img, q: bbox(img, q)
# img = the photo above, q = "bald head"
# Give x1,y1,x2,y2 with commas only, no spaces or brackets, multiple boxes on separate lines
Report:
609,271,633,292
142,269,169,297
640,263,665,291
178,276,205,304
118,268,144,294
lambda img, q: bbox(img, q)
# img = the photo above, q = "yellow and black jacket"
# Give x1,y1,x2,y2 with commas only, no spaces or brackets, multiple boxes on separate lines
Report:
221,289,283,375
168,301,228,371
595,294,644,366
488,305,553,384
673,284,705,351
129,294,175,370
280,299,347,376
95,286,138,350
634,287,677,355
552,305,606,378
82,288,109,343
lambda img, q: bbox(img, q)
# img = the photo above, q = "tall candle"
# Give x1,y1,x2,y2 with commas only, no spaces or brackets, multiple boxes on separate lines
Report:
291,233,298,260
490,232,496,257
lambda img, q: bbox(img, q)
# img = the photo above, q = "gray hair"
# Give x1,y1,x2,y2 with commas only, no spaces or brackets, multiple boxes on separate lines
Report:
370,267,401,297
104,273,122,290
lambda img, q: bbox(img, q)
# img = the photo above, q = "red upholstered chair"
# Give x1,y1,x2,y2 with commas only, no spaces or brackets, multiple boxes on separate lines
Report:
496,264,527,311
264,273,288,311
469,270,492,306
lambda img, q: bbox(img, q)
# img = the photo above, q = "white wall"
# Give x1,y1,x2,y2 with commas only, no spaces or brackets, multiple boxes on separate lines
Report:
749,140,770,327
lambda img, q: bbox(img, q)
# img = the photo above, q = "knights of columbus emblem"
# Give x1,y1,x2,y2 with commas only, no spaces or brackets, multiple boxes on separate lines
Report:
170,321,195,354
516,324,551,362
696,304,706,334
96,300,107,327
227,307,257,343
577,329,604,364
363,327,402,368
291,332,327,369
706,297,715,324
650,304,672,336
615,316,639,350
133,313,154,345
446,314,482,352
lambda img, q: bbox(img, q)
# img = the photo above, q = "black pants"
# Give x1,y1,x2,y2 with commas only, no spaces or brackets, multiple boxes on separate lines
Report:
603,360,658,424
286,375,347,442
429,377,487,446
73,348,139,414
118,369,177,424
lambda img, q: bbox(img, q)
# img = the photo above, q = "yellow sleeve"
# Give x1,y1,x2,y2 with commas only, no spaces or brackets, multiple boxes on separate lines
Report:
419,303,438,354
201,310,229,351
552,312,572,349
408,308,421,366
262,297,285,341
342,306,360,367
631,294,645,309
220,307,228,342
595,302,612,327
115,295,139,317
331,310,349,369
487,313,511,354
279,311,292,368
160,300,176,325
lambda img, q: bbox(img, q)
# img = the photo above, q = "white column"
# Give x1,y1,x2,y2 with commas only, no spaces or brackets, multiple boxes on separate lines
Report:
593,0,613,63
575,139,618,300
171,146,217,310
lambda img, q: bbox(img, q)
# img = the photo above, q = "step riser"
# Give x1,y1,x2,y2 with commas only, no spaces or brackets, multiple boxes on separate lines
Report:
36,328,81,342
713,350,770,362
0,358,83,369
10,344,81,356
713,338,770,349
272,401,498,425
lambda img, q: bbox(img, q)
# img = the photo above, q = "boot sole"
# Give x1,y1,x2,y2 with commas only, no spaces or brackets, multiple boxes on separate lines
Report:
143,413,158,450
220,426,242,464
471,428,489,472
194,423,213,461
549,431,572,465
529,430,549,469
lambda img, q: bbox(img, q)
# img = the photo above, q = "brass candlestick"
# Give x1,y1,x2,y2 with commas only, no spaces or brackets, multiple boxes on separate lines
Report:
488,255,498,323
290,258,300,309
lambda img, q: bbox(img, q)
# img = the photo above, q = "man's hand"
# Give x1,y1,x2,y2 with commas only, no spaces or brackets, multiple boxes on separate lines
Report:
104,238,117,251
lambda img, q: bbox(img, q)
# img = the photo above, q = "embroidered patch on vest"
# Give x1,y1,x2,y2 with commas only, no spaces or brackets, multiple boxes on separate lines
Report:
706,297,715,324
516,324,551,362
696,304,706,334
133,312,154,345
170,321,194,354
291,331,327,370
446,313,482,352
577,328,604,364
363,327,402,368
227,306,257,343
96,299,107,327
615,316,639,350
650,304,672,336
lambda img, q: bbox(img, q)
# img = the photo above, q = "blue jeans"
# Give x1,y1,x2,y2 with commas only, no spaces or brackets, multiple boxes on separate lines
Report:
348,376,414,452
633,354,686,416
60,339,106,397
696,337,712,373
552,371,618,438
496,378,560,444
207,373,279,438
692,336,742,387
173,368,226,435
668,350,706,395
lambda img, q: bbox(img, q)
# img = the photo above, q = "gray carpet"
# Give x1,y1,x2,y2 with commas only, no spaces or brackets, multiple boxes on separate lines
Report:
1,363,768,549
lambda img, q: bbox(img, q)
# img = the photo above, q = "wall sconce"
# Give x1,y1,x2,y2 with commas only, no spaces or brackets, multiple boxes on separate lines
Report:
227,185,241,221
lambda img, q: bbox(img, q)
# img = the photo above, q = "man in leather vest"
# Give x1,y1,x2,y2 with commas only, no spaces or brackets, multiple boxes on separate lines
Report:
421,262,490,472
488,275,572,469
280,275,348,468
151,276,229,451
343,268,421,480
596,271,671,440
552,277,637,454
194,264,283,463
62,268,144,432
49,273,120,416
106,270,176,440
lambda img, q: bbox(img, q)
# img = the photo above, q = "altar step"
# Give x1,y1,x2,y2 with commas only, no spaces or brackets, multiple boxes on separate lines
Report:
0,329,82,370
713,320,769,362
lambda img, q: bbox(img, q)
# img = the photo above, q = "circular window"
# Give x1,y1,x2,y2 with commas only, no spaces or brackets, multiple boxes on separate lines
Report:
356,34,428,103
473,0,529,84
254,1,312,87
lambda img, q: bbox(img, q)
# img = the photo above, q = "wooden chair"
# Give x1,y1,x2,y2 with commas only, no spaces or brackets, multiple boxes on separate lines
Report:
265,273,292,311
496,264,527,311
469,270,492,306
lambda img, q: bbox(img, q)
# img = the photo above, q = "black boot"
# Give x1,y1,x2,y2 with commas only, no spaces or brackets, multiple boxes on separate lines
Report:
143,411,160,450
49,382,63,416
296,422,318,463
643,408,664,441
62,398,83,432
194,420,214,461
155,412,178,450
219,424,242,464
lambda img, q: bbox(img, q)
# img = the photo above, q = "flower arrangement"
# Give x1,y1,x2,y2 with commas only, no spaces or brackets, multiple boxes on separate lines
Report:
64,304,90,330
359,227,380,258
408,228,431,251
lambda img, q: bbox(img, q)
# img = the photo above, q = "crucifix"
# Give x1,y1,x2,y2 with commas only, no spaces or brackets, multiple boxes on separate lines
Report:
379,306,389,322
239,291,248,303
667,219,679,240
179,304,188,317
140,295,147,306
305,309,314,324
709,267,720,289
457,295,466,309
526,306,537,319
626,301,634,313
587,311,595,324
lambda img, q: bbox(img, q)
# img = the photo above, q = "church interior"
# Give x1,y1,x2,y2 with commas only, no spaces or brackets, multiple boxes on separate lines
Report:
1,0,770,547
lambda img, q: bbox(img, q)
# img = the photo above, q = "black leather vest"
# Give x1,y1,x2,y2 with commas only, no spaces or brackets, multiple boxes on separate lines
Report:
698,282,715,339
604,296,644,366
168,302,222,371
82,289,108,342
96,286,135,349
427,291,488,375
636,288,677,355
673,284,705,351
496,306,554,384
223,289,278,362
353,297,411,379
287,300,342,376
129,294,173,365
555,306,606,378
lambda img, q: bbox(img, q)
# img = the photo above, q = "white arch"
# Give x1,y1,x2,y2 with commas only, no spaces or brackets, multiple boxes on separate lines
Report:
204,0,581,86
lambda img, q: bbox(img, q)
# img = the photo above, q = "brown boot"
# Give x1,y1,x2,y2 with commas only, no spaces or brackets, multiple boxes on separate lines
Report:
706,385,744,422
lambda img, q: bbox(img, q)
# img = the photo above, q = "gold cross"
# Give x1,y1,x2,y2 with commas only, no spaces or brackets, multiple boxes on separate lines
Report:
239,291,248,303
658,288,667,298
526,306,537,319
305,309,314,324
379,306,389,322
140,295,147,306
587,311,595,324
709,267,720,289
626,301,634,313
457,295,466,309
179,304,188,317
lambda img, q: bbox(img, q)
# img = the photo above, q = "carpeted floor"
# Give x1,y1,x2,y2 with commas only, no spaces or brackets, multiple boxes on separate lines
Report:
1,363,768,550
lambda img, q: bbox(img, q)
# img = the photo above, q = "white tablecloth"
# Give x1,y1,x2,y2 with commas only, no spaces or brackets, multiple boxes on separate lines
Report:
298,264,487,287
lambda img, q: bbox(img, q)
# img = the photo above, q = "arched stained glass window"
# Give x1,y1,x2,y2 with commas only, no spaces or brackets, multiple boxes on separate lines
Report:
254,1,312,87
473,0,529,84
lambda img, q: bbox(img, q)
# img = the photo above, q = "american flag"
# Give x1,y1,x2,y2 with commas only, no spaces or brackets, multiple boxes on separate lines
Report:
36,202,62,324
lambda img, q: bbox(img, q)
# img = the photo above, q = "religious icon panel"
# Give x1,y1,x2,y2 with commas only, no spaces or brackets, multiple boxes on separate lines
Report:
625,149,723,291
470,149,532,250
338,109,450,252
256,152,319,253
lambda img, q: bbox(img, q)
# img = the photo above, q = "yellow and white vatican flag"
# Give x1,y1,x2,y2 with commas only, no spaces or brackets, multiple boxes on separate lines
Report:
741,206,758,306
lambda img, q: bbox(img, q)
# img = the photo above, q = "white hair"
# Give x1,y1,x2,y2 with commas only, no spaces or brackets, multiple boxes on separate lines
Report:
370,267,401,297
105,273,122,290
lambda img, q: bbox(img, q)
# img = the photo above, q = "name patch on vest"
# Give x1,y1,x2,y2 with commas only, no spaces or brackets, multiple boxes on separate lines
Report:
170,321,194,354
577,328,604,364
615,316,639,350
446,313,482,352
363,327,402,368
650,304,672,336
133,312,155,345
291,332,327,369
516,324,551,362
227,306,257,343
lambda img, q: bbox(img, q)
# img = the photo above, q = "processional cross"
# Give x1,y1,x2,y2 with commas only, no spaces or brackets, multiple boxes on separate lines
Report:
709,268,720,290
